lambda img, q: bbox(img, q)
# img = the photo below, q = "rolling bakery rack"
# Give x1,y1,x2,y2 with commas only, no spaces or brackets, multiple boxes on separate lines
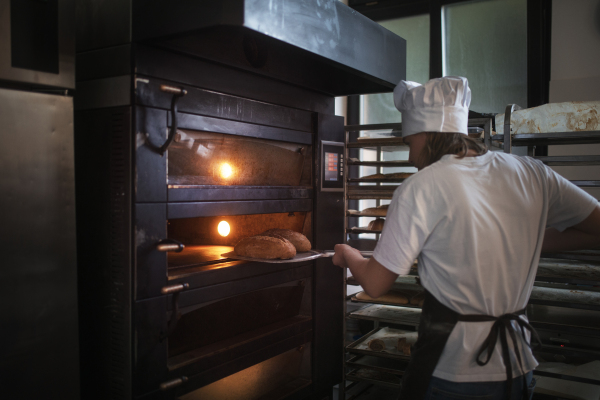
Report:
340,109,600,399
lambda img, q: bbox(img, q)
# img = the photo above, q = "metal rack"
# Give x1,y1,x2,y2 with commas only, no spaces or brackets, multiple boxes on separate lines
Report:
341,119,494,395
494,104,600,396
342,123,411,396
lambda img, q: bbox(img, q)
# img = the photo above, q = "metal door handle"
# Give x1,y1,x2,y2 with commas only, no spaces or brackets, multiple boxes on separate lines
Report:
161,283,189,295
159,376,188,391
156,239,185,253
146,85,187,155
159,283,189,342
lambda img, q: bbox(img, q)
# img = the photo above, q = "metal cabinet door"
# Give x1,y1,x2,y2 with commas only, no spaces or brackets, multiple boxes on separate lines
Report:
0,88,79,399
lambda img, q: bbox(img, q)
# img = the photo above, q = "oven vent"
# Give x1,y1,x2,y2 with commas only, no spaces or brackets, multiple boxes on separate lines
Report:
106,109,132,400
128,0,406,96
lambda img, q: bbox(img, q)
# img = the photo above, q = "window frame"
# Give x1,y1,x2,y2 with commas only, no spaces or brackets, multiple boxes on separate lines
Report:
348,0,552,108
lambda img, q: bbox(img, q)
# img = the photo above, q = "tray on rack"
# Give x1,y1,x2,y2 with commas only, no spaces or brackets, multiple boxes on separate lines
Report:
530,285,600,311
348,304,422,327
536,259,600,285
540,250,600,264
347,327,417,361
347,228,382,234
347,158,414,168
346,354,409,377
345,367,402,389
347,186,397,200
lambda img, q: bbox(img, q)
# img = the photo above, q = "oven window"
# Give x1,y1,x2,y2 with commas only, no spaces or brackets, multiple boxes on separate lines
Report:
168,279,311,360
168,130,312,187
167,212,311,275
179,343,311,400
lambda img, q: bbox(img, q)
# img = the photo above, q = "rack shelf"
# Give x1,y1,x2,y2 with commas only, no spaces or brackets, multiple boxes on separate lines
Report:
347,137,406,149
536,258,600,285
347,159,414,168
541,250,600,263
534,155,600,166
491,130,600,146
348,305,422,327
348,178,409,184
346,228,382,234
345,367,402,389
347,186,396,200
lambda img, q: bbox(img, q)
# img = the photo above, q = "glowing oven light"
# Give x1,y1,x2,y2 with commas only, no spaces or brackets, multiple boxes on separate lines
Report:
220,163,233,179
218,221,230,237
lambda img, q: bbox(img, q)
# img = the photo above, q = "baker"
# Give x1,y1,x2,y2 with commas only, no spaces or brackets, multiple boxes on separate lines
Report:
332,76,600,400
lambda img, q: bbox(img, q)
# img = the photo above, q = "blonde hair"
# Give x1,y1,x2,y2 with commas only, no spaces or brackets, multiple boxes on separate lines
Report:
420,132,487,168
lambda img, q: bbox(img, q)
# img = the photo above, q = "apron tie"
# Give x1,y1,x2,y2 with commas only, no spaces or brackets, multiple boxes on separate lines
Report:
458,310,542,399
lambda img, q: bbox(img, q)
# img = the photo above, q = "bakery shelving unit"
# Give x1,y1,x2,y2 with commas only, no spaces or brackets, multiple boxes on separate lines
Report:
494,104,600,398
340,119,496,397
341,124,409,398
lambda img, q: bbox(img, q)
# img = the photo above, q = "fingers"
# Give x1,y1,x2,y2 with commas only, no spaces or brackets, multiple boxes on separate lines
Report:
332,244,347,268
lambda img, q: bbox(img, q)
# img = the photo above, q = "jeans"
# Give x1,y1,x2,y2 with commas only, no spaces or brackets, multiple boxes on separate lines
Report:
422,371,535,400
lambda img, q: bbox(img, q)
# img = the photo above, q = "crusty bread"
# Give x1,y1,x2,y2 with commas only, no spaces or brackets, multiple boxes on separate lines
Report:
261,229,311,252
410,291,425,307
367,218,385,231
361,204,389,217
362,173,386,179
234,235,296,259
355,291,408,305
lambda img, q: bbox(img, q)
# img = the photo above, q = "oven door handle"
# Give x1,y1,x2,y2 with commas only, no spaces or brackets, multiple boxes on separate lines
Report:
156,238,185,253
159,283,189,342
146,85,187,155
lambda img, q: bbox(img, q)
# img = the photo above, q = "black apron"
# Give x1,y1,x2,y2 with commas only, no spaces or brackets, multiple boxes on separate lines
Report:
399,291,540,400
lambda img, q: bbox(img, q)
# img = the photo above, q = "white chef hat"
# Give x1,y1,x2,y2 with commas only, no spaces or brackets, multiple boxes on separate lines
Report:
393,76,471,137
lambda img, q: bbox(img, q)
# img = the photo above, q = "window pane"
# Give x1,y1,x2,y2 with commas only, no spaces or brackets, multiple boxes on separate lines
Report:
362,14,430,124
443,0,527,114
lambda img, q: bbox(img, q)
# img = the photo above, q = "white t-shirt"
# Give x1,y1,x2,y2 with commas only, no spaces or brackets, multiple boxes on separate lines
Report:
373,151,598,382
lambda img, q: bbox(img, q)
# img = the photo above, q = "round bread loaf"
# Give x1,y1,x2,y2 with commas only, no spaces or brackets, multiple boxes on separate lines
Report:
368,339,386,352
261,229,311,252
234,235,296,259
367,218,385,231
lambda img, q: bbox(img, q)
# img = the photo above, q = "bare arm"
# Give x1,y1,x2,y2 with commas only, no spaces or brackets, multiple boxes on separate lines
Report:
332,244,399,298
542,205,600,253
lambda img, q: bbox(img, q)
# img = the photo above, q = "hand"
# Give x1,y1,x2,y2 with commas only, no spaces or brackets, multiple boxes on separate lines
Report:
332,244,362,268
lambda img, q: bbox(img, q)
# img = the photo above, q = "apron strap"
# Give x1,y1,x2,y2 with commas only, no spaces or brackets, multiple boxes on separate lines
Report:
457,310,542,399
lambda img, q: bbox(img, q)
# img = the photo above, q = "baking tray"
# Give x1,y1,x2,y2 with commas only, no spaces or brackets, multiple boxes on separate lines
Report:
346,354,409,376
221,250,373,264
346,327,417,360
348,304,422,327
345,367,402,389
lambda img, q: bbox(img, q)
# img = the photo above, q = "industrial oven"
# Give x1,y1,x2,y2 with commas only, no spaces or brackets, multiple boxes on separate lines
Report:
74,1,406,399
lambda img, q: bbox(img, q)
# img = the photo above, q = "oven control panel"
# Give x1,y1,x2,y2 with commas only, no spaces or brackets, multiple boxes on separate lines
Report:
320,140,344,192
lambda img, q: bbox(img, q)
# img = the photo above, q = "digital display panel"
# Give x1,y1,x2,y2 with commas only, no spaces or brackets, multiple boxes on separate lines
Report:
325,152,338,181
321,140,344,192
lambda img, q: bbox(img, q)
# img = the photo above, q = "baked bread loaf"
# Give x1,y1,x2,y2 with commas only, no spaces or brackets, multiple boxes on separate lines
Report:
368,339,386,352
410,291,425,307
362,173,386,179
355,291,409,305
362,172,413,180
367,218,385,231
234,235,296,259
360,204,389,217
261,229,311,252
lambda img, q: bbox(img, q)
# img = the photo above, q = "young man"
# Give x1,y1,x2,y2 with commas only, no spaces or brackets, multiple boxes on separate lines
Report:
332,76,600,400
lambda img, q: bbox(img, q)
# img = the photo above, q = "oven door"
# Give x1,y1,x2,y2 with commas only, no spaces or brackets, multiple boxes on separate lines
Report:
134,264,313,399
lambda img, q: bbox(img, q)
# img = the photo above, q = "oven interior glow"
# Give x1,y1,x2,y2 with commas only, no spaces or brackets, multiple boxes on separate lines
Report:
220,163,233,179
218,221,231,237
